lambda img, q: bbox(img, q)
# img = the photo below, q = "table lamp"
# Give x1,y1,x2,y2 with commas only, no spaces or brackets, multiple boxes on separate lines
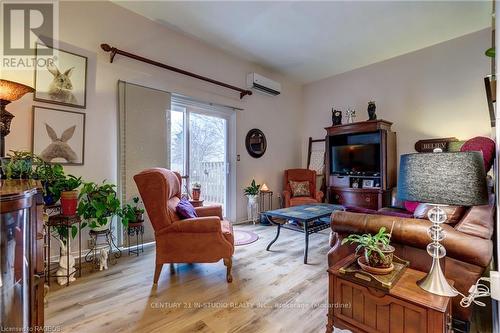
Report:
398,151,488,296
0,79,35,156
260,183,270,192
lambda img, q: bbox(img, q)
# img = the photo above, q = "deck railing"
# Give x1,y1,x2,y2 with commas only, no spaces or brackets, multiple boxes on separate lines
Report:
189,161,225,205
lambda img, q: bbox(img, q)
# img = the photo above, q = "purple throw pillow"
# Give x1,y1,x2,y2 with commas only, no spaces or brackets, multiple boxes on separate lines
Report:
176,198,198,219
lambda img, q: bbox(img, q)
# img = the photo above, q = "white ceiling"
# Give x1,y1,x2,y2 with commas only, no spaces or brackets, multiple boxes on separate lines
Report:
115,1,491,83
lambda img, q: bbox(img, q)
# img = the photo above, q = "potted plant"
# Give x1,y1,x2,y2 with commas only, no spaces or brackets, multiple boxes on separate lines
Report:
191,182,202,201
1,150,40,179
341,227,395,273
34,161,65,205
77,181,123,231
50,175,82,216
244,179,260,223
120,197,145,225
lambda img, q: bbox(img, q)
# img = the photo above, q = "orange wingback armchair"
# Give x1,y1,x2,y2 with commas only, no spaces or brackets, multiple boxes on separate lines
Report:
283,168,324,207
133,168,234,283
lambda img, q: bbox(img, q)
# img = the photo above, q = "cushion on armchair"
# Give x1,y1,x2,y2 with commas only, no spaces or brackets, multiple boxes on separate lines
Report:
289,180,311,197
176,198,198,219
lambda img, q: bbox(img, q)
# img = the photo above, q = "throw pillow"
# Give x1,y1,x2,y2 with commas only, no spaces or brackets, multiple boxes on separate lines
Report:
404,201,419,213
413,203,466,224
289,180,311,197
176,198,198,219
460,136,495,173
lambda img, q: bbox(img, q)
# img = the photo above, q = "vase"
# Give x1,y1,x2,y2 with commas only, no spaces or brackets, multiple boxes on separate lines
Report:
192,188,201,201
246,195,259,224
60,190,78,216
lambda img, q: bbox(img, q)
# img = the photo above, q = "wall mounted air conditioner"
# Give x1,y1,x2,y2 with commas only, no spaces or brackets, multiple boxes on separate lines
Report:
246,73,281,96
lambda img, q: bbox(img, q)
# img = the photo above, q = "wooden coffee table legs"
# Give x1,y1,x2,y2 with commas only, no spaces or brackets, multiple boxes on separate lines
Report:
266,223,281,251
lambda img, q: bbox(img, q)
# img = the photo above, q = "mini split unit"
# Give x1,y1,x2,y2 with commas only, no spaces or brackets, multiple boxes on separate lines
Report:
246,73,281,96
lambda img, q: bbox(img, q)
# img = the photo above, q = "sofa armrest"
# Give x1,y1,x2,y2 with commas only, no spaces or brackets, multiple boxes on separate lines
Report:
283,190,292,207
160,216,222,235
195,205,223,219
330,211,493,268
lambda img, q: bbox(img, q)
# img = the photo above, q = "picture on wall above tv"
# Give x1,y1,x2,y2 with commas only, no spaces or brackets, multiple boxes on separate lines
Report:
331,143,380,175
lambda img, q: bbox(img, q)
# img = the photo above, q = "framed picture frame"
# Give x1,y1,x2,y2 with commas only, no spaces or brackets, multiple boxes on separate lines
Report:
34,43,88,108
32,106,85,165
362,179,375,188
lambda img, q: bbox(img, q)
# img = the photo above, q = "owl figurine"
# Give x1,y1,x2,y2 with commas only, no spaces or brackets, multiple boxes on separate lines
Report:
332,109,342,126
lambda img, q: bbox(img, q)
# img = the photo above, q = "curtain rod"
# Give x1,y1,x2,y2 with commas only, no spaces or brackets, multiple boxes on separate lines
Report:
101,44,252,99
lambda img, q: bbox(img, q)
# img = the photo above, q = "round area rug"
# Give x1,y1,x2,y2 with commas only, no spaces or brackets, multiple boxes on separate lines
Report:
234,229,259,246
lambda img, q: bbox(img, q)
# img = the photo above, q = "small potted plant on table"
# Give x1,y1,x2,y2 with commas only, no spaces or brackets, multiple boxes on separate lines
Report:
50,175,82,216
341,226,395,274
77,181,123,231
34,161,65,205
191,182,202,201
120,197,145,225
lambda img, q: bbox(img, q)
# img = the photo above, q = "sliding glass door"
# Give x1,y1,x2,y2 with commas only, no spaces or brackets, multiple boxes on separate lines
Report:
170,99,231,216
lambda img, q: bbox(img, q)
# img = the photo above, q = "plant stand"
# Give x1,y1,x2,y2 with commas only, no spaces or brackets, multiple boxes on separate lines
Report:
46,213,82,287
85,228,122,268
127,221,144,256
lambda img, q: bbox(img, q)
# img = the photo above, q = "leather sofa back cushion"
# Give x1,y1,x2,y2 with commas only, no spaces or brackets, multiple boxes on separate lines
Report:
289,180,311,197
413,203,466,224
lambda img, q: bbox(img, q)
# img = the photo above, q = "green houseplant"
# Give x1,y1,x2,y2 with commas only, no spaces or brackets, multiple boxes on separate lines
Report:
77,181,124,231
341,227,395,269
34,161,65,205
1,150,40,179
244,179,261,223
120,197,145,224
50,175,82,216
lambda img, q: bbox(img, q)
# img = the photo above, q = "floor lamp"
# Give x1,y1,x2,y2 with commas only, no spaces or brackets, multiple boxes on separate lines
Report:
398,151,488,296
0,79,35,156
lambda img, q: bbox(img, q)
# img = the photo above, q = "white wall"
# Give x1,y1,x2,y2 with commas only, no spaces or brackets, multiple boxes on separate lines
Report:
3,1,303,223
302,28,492,165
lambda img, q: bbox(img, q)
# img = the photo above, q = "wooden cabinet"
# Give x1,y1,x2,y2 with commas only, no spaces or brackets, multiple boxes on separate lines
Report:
325,120,397,210
327,256,453,333
0,180,44,330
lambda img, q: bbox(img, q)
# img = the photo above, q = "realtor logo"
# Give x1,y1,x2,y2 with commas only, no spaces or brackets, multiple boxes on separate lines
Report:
2,2,55,56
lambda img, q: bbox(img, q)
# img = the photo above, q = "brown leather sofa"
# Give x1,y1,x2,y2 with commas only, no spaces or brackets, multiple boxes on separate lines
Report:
134,168,235,284
328,189,494,327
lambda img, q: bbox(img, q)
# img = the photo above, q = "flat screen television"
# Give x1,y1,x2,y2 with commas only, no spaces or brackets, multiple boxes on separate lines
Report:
331,143,380,175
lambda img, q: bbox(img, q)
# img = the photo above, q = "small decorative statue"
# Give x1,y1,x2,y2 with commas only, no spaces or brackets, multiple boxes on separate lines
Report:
346,108,356,124
367,101,377,120
99,248,109,271
331,109,342,125
56,238,76,285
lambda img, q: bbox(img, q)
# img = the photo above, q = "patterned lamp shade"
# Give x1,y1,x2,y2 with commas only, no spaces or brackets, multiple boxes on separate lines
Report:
398,151,488,206
0,79,35,102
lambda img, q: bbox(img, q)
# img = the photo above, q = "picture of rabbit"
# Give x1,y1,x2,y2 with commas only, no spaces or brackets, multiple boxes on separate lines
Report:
47,63,78,104
33,106,85,165
40,123,78,163
34,45,87,108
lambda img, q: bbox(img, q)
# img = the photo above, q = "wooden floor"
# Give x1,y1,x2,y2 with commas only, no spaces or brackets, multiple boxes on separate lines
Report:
46,224,334,333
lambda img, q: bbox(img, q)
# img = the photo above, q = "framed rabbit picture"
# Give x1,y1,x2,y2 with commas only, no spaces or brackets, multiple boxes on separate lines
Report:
34,43,88,108
32,106,85,165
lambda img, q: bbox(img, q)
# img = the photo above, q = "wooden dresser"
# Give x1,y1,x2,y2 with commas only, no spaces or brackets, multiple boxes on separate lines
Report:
325,120,397,210
327,255,453,333
0,180,45,330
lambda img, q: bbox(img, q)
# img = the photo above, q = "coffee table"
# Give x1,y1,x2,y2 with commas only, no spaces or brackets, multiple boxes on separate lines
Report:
263,203,344,264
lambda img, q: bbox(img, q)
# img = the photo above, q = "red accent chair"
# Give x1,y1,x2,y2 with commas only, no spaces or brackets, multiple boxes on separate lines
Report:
133,168,234,283
283,169,324,207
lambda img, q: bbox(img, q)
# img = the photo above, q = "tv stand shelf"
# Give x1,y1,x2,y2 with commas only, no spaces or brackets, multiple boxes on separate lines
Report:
325,120,397,210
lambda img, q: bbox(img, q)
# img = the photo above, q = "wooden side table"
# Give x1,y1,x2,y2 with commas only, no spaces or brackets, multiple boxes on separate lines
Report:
327,254,453,333
189,199,204,207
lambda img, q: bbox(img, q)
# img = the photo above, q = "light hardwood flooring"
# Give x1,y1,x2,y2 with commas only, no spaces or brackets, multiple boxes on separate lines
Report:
46,224,333,333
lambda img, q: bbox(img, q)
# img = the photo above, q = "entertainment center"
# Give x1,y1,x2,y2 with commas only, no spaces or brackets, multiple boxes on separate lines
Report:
325,120,397,210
